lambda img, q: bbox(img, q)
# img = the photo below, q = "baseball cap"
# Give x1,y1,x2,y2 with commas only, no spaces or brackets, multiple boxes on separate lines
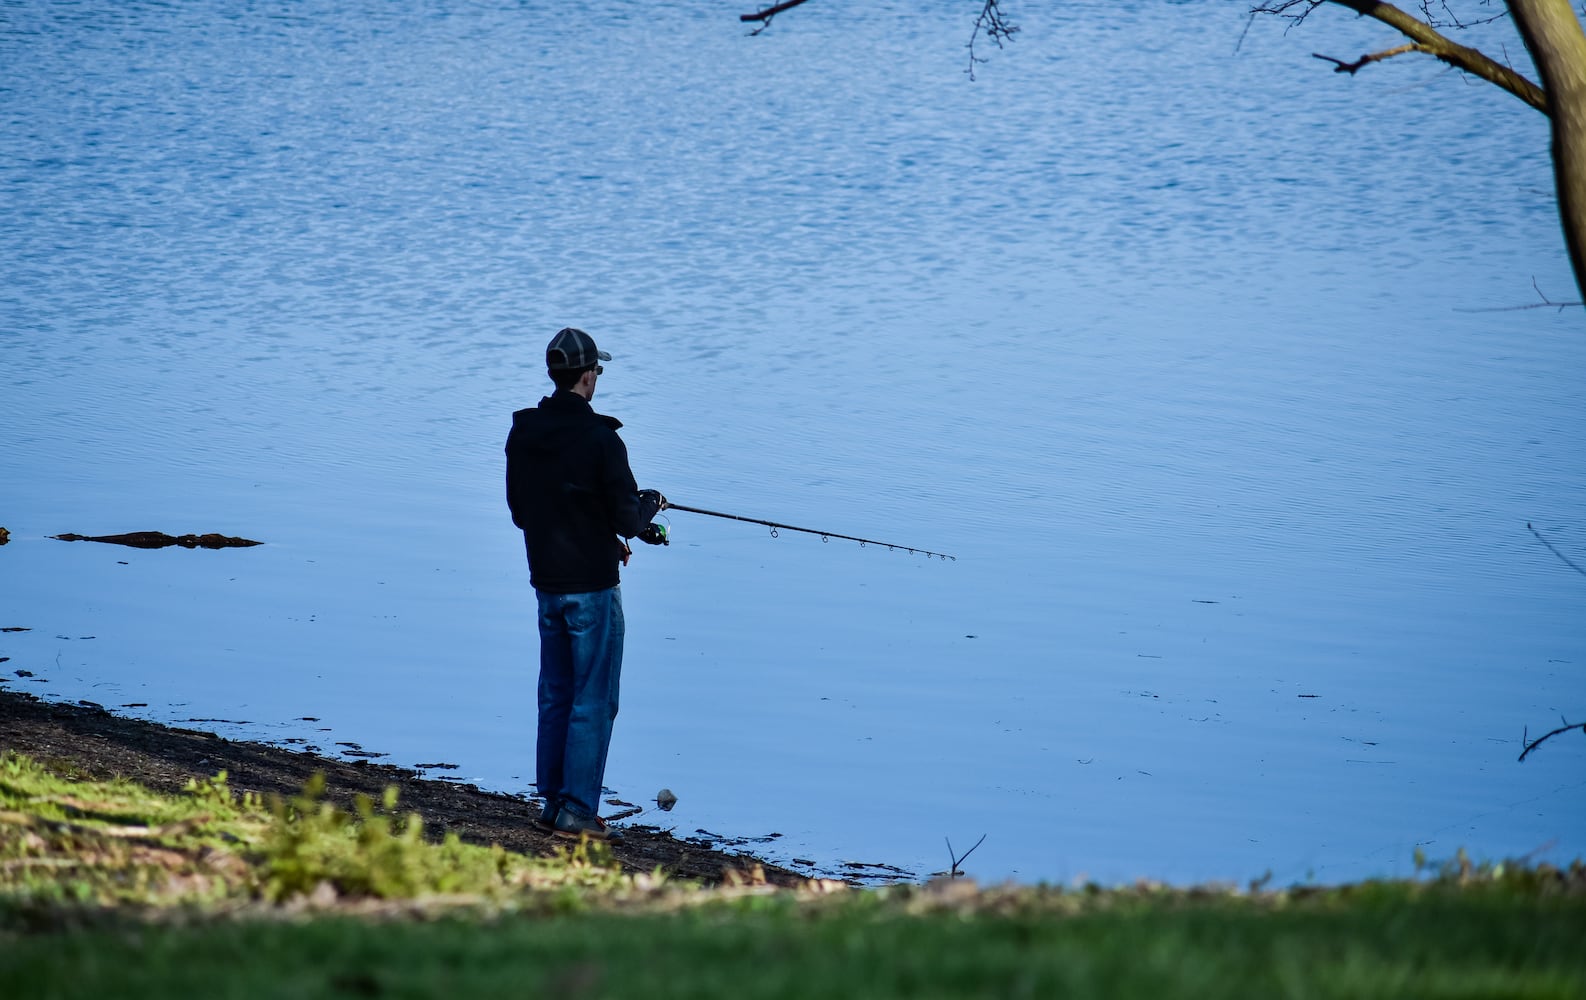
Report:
546,327,612,371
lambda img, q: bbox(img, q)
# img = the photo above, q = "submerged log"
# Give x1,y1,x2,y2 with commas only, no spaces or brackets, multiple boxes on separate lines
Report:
50,531,262,550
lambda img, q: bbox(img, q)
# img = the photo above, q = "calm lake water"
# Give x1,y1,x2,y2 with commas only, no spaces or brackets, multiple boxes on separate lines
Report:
2,0,1582,886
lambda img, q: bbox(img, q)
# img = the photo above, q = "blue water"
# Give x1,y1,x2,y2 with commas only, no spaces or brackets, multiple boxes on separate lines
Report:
2,0,1582,886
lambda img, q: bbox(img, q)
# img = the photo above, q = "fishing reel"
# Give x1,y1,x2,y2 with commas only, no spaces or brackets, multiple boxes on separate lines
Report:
638,522,669,546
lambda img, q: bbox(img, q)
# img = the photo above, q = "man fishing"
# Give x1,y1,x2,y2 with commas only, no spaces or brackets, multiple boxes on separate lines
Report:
505,327,668,842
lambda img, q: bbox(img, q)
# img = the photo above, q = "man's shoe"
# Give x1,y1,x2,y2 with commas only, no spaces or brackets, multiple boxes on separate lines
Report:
553,809,625,843
532,802,560,833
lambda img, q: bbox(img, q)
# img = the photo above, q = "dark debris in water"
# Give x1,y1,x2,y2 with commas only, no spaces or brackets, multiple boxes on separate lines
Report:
691,828,783,847
50,531,263,550
841,860,916,878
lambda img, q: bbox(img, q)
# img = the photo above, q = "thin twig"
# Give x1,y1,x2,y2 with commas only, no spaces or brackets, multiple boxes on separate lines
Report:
1528,522,1586,579
1313,43,1428,74
1235,11,1257,54
1252,0,1546,113
1417,0,1509,30
945,833,988,877
1518,720,1586,762
740,0,812,35
739,0,811,22
1251,0,1327,30
967,0,1019,80
1456,278,1584,313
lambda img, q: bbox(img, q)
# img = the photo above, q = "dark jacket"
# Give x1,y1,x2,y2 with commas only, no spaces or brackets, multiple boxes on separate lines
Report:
505,390,660,594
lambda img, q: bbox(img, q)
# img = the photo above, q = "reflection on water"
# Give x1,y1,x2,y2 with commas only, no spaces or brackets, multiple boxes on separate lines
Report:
1,1,1582,885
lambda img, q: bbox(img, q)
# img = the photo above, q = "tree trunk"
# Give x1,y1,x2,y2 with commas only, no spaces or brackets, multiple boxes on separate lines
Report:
1509,0,1586,304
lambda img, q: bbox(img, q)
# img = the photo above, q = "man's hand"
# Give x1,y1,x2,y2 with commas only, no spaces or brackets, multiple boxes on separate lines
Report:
638,489,668,511
638,523,669,546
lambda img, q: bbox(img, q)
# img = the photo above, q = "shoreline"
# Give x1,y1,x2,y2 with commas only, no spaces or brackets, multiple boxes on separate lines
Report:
0,688,808,888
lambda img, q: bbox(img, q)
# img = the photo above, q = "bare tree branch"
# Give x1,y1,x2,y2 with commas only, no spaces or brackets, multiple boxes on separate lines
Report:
1454,277,1586,311
1313,42,1432,71
1518,719,1586,761
740,0,812,24
968,0,1020,79
1418,0,1513,29
740,0,813,35
739,0,1023,75
1253,0,1548,112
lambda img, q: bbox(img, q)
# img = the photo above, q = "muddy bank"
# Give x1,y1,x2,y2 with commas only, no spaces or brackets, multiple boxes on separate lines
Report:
0,690,806,888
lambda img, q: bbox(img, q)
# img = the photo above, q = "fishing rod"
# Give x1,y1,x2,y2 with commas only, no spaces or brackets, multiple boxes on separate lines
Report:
663,502,955,561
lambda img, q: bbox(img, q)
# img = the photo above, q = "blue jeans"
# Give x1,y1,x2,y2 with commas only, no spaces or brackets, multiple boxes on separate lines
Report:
535,586,624,821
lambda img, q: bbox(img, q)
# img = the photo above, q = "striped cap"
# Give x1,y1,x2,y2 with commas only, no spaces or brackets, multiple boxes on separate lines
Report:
545,327,612,371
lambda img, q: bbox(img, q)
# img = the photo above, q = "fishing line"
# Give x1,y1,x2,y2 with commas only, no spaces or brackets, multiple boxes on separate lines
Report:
665,502,955,561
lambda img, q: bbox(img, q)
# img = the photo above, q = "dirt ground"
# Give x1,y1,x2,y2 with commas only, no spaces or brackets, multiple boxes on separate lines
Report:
0,689,807,888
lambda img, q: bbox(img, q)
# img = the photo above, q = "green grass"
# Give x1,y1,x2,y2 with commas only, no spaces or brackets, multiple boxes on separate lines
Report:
3,751,1584,999
0,751,640,913
5,890,1585,999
